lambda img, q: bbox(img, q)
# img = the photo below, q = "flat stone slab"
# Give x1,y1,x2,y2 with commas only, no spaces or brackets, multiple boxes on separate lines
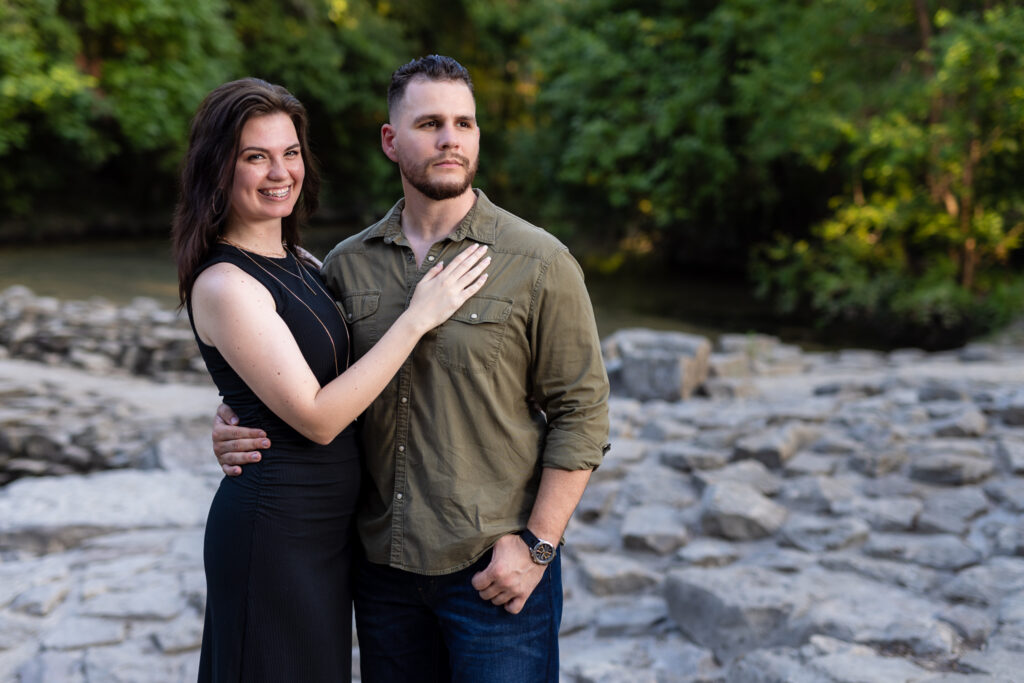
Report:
0,470,217,552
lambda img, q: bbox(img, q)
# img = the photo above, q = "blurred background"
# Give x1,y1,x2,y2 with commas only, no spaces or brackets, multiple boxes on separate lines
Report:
2,0,1023,349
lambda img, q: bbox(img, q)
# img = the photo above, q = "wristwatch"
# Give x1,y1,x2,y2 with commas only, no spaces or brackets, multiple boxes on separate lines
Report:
518,528,557,565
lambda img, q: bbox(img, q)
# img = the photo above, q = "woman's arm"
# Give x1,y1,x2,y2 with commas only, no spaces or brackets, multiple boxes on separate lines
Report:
192,245,488,444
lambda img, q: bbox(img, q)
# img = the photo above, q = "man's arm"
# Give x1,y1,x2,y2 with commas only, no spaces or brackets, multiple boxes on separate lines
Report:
212,403,268,476
471,467,590,614
472,248,610,614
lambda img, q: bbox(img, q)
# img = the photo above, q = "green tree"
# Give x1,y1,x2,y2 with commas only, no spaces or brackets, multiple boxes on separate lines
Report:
1,0,240,220
746,1,1024,345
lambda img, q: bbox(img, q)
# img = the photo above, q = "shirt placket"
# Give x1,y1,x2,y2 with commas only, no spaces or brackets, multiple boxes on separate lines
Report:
389,239,450,566
388,245,417,564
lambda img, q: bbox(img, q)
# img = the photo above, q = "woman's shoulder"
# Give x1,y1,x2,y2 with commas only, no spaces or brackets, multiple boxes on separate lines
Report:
193,260,274,309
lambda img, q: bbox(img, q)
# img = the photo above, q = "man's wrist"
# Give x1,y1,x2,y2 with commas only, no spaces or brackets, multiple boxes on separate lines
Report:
518,528,556,565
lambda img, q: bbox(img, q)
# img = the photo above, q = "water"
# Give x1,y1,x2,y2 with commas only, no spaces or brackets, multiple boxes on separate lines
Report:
0,233,781,343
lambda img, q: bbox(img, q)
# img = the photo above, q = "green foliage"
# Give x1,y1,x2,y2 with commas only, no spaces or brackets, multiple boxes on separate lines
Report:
3,0,1024,345
506,0,741,258
747,1,1024,346
0,0,239,217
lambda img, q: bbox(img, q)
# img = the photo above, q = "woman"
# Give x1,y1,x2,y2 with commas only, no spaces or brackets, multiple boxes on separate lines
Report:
170,78,489,682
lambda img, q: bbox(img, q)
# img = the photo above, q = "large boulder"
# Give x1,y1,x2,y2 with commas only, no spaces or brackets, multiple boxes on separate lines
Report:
602,328,711,401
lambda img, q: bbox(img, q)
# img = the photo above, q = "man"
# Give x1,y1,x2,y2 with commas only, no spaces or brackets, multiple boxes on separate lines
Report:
212,55,609,681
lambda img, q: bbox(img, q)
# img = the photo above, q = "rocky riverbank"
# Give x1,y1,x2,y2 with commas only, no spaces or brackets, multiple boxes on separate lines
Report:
3,290,1024,681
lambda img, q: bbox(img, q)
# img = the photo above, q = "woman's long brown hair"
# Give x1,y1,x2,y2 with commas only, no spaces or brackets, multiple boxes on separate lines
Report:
170,78,321,308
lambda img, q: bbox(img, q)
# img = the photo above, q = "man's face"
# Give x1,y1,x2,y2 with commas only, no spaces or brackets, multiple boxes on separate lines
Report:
383,78,480,201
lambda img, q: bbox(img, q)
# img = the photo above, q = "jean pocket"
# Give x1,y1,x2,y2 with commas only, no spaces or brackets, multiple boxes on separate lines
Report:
435,295,513,373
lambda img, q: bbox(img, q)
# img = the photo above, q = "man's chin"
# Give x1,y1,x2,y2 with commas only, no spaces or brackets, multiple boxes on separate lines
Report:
413,180,473,201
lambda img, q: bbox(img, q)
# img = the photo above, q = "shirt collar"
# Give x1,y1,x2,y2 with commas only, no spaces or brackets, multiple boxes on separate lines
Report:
362,189,498,246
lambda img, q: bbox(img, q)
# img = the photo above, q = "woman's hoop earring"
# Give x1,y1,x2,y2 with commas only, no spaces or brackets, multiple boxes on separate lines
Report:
211,188,225,216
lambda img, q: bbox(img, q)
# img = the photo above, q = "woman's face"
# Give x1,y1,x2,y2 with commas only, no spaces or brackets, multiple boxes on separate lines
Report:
227,112,305,229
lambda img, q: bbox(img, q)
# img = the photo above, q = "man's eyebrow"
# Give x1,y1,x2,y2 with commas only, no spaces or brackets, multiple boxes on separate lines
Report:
411,113,476,124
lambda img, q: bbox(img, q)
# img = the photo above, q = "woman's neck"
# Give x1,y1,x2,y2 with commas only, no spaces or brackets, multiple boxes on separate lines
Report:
221,221,287,257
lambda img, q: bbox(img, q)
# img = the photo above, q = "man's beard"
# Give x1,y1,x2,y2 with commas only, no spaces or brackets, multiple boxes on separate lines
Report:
400,153,478,201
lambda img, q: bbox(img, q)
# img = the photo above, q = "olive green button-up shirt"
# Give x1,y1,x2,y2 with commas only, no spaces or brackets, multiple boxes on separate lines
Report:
321,190,610,575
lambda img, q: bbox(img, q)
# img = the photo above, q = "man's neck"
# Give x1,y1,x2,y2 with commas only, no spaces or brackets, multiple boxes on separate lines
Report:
400,187,477,266
400,186,477,244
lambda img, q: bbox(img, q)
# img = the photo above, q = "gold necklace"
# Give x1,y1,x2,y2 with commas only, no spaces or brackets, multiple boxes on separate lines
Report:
219,237,316,295
221,241,350,377
218,236,287,258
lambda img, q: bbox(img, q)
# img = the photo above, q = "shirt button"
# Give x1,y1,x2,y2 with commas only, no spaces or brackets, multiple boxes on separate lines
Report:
470,313,478,320
347,313,353,320
400,397,408,404
427,255,436,262
396,493,404,501
398,445,405,452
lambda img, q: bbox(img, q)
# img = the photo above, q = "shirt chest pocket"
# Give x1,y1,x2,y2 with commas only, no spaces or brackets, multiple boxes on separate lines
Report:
340,290,381,359
435,295,513,373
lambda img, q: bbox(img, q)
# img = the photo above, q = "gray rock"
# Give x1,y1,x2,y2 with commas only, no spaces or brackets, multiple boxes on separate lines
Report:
806,646,934,682
575,480,619,523
957,647,1024,680
995,389,1024,425
931,407,988,437
0,470,217,552
150,612,204,654
984,479,1024,513
939,557,1024,606
727,648,820,683
777,475,857,514
796,570,962,658
848,448,909,477
809,432,862,455
718,333,779,356
708,351,750,379
692,458,781,496
10,581,69,617
593,595,669,637
621,505,689,555
638,417,696,442
733,424,817,469
616,464,697,511
576,553,660,596
603,328,712,401
655,443,729,472
863,533,982,571
936,604,997,645
995,438,1024,475
783,451,838,477
917,486,989,535
699,482,788,541
779,514,870,553
42,616,127,650
79,575,184,621
81,639,199,683
664,565,806,662
909,453,995,485
676,538,741,568
832,496,922,532
15,651,87,683
918,380,970,402
819,553,944,594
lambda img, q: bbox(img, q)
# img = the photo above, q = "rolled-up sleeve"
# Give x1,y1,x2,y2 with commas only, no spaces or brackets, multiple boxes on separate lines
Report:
529,249,611,471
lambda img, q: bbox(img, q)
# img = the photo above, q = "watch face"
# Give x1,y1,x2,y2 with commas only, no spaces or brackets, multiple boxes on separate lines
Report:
532,541,556,565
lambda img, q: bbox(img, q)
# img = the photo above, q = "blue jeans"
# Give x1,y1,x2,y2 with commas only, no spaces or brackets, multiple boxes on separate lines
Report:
353,548,562,683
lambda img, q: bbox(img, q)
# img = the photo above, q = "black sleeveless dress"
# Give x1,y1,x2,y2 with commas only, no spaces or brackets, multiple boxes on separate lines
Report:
189,244,359,682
